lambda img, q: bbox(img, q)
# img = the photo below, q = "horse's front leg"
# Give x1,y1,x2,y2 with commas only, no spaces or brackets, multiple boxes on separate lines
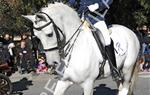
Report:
81,80,94,95
54,80,73,95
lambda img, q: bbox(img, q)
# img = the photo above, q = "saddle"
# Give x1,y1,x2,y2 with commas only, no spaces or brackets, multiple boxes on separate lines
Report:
88,23,125,79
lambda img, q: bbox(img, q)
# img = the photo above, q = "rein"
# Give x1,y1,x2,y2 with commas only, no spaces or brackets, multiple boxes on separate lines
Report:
63,21,85,57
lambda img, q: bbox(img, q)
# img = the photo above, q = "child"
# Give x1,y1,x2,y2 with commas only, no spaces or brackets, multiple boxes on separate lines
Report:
36,56,48,73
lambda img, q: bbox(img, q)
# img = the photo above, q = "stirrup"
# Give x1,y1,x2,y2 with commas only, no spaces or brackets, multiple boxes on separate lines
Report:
111,67,122,82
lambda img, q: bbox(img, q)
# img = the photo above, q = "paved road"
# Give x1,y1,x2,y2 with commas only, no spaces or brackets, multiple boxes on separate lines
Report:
9,72,150,95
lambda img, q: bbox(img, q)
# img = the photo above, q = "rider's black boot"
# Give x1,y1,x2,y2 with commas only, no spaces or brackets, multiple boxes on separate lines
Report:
105,39,122,81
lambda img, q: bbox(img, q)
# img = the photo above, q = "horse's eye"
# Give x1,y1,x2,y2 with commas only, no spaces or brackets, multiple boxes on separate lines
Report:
47,33,53,37
36,14,47,22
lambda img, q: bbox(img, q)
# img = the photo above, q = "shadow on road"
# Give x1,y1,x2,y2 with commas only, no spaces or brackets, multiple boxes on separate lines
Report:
12,77,33,95
94,84,118,95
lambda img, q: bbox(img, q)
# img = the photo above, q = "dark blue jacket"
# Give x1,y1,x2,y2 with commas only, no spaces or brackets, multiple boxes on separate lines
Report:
68,0,113,14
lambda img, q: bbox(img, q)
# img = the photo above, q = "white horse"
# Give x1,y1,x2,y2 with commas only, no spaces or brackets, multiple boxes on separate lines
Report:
23,2,140,95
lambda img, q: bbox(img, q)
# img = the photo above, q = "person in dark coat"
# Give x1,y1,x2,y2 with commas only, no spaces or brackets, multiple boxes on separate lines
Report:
17,40,32,73
0,42,11,71
3,33,15,67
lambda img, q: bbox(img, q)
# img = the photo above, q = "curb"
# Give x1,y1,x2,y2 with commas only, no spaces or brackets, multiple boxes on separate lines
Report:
138,72,150,78
138,71,150,75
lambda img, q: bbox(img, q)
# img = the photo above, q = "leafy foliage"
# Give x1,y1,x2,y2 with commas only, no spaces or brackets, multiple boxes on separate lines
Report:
0,0,50,34
0,0,150,35
107,0,150,29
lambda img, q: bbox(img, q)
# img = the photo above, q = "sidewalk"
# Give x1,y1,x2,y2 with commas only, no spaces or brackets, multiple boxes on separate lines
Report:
138,71,150,78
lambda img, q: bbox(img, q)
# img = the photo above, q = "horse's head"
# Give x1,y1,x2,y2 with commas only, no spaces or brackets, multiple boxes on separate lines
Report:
22,2,81,65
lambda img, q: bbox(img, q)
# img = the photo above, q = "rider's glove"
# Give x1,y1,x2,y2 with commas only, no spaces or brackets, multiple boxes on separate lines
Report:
88,3,99,12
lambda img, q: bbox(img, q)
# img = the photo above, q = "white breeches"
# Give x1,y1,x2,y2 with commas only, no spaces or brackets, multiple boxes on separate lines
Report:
94,20,111,46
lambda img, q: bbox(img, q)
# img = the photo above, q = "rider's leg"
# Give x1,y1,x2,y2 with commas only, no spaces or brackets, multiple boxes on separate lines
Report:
94,20,111,46
94,20,122,81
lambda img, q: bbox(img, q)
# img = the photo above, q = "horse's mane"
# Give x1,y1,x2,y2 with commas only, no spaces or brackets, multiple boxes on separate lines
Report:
39,2,81,37
40,2,79,20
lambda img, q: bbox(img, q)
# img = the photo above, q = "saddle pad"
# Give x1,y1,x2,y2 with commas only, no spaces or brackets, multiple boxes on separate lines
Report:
114,41,127,56
110,31,127,56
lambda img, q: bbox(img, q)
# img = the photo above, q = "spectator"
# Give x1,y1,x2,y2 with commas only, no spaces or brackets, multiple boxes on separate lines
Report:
143,44,150,72
17,40,33,74
140,25,149,44
31,36,43,63
21,34,32,49
0,42,11,74
138,25,149,62
22,34,43,64
136,25,150,71
147,26,150,35
3,33,15,67
36,55,48,74
139,57,144,71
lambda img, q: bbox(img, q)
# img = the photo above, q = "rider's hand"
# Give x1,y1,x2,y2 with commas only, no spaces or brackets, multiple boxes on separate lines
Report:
88,3,99,12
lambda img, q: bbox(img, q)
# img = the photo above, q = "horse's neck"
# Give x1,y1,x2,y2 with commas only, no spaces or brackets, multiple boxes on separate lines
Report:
75,24,104,62
65,23,82,41
59,13,82,41
49,4,82,42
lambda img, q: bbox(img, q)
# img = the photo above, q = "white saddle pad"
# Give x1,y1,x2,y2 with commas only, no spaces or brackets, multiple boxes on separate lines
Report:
114,40,127,56
111,35,127,56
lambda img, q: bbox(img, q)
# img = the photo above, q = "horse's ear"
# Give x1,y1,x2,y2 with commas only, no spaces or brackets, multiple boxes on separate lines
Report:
22,15,36,23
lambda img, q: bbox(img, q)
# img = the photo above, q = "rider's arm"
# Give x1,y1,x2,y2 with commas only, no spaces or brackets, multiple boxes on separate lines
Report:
88,0,113,12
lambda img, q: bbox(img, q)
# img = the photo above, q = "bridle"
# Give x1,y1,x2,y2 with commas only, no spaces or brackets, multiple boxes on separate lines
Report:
33,12,65,53
33,12,84,58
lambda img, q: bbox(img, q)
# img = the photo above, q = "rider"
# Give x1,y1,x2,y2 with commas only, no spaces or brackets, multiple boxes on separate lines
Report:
68,0,122,81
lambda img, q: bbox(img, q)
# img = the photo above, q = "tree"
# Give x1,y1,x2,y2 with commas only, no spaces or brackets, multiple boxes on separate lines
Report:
0,0,12,30
137,0,150,25
0,0,53,35
0,0,150,35
0,0,26,35
106,0,150,29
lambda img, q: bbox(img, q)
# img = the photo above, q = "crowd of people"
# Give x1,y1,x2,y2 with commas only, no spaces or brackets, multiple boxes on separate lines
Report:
136,25,150,72
0,33,49,75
